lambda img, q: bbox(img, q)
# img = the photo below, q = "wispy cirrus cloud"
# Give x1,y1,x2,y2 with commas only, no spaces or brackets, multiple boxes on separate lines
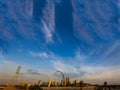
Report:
74,48,87,61
50,49,88,76
24,0,33,17
51,59,120,84
85,41,120,65
29,51,48,58
0,0,37,41
52,60,79,74
102,41,120,58
50,42,120,84
72,0,120,44
29,51,56,59
41,0,55,43
0,0,57,48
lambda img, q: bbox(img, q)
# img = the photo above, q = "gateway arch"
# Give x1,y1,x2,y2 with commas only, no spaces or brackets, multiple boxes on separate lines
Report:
48,71,65,87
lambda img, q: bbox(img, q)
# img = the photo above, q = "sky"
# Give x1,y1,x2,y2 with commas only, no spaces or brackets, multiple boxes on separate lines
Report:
0,0,120,85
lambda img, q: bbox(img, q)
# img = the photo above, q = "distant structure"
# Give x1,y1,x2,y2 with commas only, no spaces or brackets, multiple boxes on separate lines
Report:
73,80,79,86
14,66,21,84
66,77,71,86
48,71,65,87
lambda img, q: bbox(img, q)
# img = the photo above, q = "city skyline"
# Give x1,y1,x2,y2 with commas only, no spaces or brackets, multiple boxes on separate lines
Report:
0,0,120,84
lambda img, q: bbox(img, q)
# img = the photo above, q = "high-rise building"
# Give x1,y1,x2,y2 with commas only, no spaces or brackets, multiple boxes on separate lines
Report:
73,80,79,86
66,77,71,86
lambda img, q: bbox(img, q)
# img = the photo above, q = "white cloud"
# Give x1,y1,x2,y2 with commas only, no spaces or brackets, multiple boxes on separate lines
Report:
41,19,53,43
52,60,79,74
24,0,33,17
72,0,119,44
0,0,37,41
0,0,56,44
29,51,57,59
88,41,120,65
75,49,87,61
103,41,120,57
50,48,120,84
17,21,36,40
72,0,94,44
52,59,120,84
72,13,94,44
30,51,48,58
41,0,55,43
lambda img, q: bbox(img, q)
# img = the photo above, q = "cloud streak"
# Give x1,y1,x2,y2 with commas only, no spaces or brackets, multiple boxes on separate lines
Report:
30,51,48,58
52,59,120,84
0,0,56,44
41,0,55,43
52,60,79,74
50,43,120,84
72,0,120,45
24,0,33,17
29,51,56,59
0,0,37,41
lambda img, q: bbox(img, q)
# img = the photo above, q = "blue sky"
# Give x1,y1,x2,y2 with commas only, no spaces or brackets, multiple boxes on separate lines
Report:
0,0,120,84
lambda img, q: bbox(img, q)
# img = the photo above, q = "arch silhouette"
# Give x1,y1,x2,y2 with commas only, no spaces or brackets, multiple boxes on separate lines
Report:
48,71,65,87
